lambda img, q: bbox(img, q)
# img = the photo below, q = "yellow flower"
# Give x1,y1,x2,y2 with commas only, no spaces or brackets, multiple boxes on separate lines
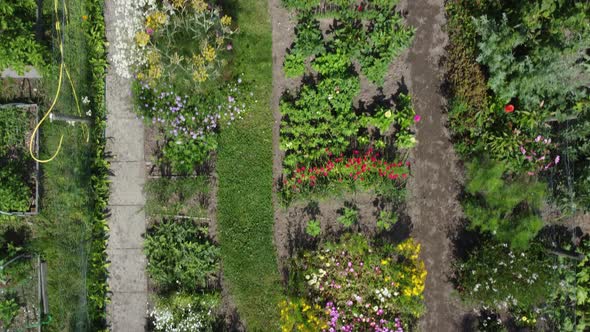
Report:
171,0,185,8
192,67,208,82
202,44,216,62
221,15,232,26
82,15,88,21
384,110,392,118
380,259,389,266
135,31,150,47
137,72,144,80
192,54,205,67
148,64,162,80
191,0,208,12
146,11,167,29
216,36,225,47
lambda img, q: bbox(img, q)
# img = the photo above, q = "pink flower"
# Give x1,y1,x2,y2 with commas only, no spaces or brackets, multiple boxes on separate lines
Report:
227,43,233,50
146,28,154,35
555,155,560,164
414,114,421,123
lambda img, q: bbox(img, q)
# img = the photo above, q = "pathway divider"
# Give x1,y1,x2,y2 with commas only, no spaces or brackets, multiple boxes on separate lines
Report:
404,0,468,330
104,0,148,330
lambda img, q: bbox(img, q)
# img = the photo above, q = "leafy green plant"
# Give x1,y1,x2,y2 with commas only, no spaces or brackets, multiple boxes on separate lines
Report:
0,0,48,73
463,159,546,249
145,219,219,292
284,51,305,78
0,298,19,329
0,162,31,212
0,106,28,156
291,16,324,57
359,13,414,86
337,206,358,228
376,210,398,232
305,219,321,237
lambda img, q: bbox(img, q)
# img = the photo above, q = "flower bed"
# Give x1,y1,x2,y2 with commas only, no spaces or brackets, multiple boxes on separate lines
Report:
279,1,416,202
284,235,426,331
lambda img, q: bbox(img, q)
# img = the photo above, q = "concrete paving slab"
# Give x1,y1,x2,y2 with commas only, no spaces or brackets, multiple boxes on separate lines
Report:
107,248,147,293
106,118,145,162
107,206,146,249
109,161,146,206
107,291,148,332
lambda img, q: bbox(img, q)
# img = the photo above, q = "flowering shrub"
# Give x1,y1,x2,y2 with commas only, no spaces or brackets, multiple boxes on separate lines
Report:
111,0,234,84
149,292,220,332
287,235,426,331
134,1,235,91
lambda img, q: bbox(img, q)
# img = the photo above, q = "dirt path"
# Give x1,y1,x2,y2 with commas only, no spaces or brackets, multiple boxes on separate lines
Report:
403,0,468,330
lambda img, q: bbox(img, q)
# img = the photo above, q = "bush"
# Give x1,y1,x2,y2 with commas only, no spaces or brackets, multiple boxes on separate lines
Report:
0,0,48,73
0,162,31,212
288,235,426,330
337,206,358,228
463,159,546,249
455,240,558,312
145,219,219,292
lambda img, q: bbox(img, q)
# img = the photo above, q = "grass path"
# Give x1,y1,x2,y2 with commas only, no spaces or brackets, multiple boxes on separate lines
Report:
216,0,282,329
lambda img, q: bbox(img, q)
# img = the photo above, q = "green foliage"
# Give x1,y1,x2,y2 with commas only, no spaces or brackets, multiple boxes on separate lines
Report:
305,219,321,237
290,235,426,329
463,159,546,249
0,298,19,328
0,106,33,213
150,292,220,332
0,0,47,73
359,13,414,86
455,240,558,312
473,2,590,111
284,51,305,78
0,162,31,212
145,219,219,292
376,210,398,232
0,106,28,156
145,177,209,218
337,206,358,228
572,237,590,330
292,16,324,57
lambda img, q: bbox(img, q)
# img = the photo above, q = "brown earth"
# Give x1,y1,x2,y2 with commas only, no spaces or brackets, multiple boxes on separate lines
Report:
402,0,471,330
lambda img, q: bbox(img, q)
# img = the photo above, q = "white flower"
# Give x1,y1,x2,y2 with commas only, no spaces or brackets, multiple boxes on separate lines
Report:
86,110,92,117
82,96,90,105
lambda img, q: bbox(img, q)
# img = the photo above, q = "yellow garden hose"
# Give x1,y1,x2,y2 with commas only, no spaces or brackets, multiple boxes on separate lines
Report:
28,0,89,163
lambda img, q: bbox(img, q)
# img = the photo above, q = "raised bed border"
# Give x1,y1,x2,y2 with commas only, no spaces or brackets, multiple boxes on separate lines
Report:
0,103,40,216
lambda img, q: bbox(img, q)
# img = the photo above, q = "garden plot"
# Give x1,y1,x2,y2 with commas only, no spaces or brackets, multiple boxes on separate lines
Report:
0,104,39,216
272,0,428,330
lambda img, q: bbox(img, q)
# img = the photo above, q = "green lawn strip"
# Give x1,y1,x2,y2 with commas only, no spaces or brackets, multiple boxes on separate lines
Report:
216,0,282,329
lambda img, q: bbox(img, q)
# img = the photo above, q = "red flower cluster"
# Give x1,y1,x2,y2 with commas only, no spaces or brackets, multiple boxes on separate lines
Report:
283,148,410,192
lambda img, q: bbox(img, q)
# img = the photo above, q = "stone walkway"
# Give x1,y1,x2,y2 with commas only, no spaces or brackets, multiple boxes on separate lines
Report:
404,0,469,330
104,0,148,331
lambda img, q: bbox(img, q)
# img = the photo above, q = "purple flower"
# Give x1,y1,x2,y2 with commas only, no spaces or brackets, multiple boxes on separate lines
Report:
555,155,560,164
146,28,154,35
414,114,421,123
